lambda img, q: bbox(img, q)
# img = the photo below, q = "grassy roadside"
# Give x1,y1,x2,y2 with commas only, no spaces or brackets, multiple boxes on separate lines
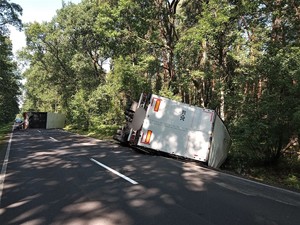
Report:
240,165,300,192
64,124,119,140
0,123,13,147
222,155,300,192
0,123,13,160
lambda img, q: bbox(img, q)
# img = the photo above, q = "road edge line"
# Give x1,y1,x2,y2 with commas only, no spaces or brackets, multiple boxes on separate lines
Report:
0,126,14,205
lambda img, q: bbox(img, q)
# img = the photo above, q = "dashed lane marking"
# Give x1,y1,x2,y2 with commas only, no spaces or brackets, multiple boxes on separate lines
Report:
90,158,138,185
49,137,58,142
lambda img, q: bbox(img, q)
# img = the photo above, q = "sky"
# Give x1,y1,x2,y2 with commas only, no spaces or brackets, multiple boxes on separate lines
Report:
9,0,82,54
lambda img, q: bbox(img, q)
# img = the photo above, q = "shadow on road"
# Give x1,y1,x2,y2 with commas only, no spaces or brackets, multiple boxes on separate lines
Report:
0,129,299,225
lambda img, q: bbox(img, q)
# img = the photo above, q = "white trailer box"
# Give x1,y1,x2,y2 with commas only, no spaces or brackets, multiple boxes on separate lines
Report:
46,112,66,129
115,94,231,168
26,112,66,129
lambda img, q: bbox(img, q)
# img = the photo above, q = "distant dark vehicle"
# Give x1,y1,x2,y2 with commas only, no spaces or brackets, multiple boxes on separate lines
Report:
15,118,23,123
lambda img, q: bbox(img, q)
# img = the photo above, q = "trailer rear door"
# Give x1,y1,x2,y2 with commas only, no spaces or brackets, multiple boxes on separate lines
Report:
137,95,214,162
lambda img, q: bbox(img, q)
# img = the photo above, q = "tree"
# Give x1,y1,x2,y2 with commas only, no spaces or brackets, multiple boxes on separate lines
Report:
225,0,300,167
176,0,243,119
19,0,300,169
0,0,22,124
0,0,22,34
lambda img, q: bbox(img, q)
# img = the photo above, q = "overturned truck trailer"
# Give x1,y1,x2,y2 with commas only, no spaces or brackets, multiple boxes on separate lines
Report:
26,112,66,129
114,93,231,168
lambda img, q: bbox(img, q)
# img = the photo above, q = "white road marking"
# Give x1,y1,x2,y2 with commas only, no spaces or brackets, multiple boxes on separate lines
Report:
90,158,138,185
49,137,58,142
0,126,14,205
221,170,300,196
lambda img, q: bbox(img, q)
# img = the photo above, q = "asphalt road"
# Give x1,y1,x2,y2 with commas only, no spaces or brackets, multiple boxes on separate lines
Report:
0,128,300,225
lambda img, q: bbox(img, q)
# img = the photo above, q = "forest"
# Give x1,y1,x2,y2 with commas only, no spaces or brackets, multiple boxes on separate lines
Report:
1,0,300,188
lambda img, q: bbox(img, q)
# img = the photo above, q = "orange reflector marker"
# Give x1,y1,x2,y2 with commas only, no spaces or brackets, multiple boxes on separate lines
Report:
145,130,152,144
154,99,161,112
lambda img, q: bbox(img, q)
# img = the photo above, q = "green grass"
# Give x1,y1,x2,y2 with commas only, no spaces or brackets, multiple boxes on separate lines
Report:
0,123,13,144
64,124,119,140
235,164,300,192
285,175,300,190
0,123,13,157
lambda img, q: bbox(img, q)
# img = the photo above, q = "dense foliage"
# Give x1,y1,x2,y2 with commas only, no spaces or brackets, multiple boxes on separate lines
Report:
0,0,22,124
18,0,300,170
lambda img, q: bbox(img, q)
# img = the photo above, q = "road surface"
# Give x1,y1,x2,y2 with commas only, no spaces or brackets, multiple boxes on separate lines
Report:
0,128,300,225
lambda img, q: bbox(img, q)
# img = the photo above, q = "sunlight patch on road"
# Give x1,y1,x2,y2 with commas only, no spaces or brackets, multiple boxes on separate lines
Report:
125,185,164,216
59,210,132,225
182,162,218,191
63,201,102,213
7,200,30,208
11,205,48,224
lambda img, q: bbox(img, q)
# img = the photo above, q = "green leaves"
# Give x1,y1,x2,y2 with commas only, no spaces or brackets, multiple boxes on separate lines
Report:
0,35,21,124
0,1,23,123
0,0,22,34
15,0,300,170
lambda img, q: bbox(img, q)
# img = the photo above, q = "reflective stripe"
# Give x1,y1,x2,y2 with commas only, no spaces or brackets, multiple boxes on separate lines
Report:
145,130,152,144
154,99,161,112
